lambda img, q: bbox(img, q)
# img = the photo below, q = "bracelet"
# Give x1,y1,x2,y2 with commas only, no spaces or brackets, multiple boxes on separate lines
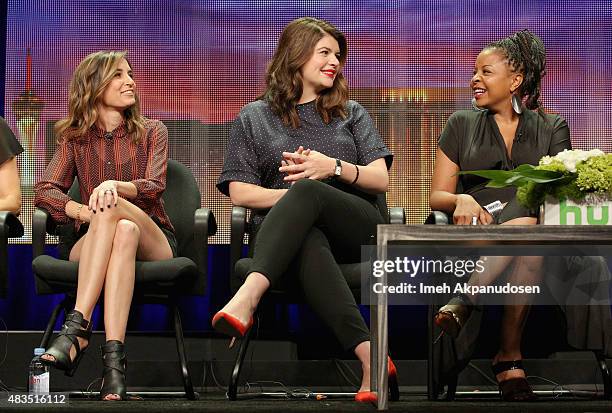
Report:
351,164,360,185
76,204,84,222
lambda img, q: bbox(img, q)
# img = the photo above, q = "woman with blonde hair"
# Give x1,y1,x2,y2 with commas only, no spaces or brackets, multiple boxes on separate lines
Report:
214,17,395,402
34,50,176,401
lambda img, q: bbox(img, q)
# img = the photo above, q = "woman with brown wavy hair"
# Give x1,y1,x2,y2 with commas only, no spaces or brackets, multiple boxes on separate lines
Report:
34,51,176,401
214,17,395,402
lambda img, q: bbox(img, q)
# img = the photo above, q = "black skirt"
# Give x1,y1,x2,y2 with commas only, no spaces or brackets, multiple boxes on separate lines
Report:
57,218,178,260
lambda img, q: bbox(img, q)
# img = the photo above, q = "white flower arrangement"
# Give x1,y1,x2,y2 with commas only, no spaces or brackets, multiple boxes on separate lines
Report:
540,149,605,173
459,149,612,209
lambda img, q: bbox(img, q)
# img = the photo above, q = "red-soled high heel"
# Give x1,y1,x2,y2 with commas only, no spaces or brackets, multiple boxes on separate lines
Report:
211,311,253,338
355,357,399,403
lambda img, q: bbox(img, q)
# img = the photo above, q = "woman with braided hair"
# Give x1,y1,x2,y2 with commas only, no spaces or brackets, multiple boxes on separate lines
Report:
429,30,571,401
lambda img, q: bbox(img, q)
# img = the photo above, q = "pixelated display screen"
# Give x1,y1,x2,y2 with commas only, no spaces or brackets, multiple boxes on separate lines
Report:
5,1,612,244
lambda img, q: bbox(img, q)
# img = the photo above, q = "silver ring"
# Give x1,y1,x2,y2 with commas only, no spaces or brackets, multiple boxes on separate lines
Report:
471,216,478,225
104,189,113,194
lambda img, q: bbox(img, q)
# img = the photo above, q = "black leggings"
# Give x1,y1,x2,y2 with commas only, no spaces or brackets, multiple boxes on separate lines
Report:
249,179,385,351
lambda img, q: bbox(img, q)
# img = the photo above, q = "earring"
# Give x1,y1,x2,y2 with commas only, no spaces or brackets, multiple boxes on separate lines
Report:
471,97,487,112
511,94,523,114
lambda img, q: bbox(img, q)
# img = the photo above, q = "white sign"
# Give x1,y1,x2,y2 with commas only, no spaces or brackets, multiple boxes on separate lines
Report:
542,198,611,225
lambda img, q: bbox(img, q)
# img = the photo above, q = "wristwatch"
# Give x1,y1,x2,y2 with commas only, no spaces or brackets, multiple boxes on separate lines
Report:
333,159,342,178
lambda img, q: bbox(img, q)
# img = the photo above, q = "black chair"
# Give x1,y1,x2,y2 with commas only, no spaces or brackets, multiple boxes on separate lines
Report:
0,211,24,298
425,209,612,400
226,194,405,400
31,159,216,400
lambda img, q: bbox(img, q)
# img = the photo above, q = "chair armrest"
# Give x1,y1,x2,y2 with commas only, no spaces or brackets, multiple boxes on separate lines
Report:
193,208,217,272
0,211,23,297
195,207,217,237
425,210,451,225
0,211,24,238
32,208,55,259
389,207,405,225
230,206,247,273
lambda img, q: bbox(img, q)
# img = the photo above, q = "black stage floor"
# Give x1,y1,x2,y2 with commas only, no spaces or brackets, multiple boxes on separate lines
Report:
3,393,612,412
4,333,612,411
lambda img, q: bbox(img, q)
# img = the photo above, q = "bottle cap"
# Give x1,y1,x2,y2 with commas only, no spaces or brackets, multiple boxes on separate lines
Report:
34,347,45,356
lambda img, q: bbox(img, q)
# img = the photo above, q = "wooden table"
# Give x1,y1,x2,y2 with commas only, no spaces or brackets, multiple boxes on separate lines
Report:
371,224,612,410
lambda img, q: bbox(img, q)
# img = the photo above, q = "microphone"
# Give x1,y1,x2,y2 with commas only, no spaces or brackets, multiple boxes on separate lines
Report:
104,132,113,140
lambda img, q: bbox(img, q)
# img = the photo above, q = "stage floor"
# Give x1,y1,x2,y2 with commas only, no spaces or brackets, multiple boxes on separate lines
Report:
5,393,612,412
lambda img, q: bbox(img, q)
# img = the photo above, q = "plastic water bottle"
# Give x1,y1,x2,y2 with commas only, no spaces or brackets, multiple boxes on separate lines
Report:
28,348,49,394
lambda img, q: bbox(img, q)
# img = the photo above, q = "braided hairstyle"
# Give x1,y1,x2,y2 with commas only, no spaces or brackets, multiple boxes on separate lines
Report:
485,30,546,113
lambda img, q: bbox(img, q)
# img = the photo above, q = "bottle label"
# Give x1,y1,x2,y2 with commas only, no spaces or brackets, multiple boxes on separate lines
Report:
30,372,49,394
484,200,504,215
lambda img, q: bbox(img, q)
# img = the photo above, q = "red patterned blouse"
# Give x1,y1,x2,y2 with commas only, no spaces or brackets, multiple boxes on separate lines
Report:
34,119,173,232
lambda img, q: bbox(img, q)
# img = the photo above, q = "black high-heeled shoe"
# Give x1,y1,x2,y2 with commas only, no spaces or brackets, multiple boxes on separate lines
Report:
41,309,91,376
100,340,127,401
433,294,474,339
491,360,537,401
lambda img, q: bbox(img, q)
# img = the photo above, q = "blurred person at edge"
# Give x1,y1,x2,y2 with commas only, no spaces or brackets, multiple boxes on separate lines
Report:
0,117,23,214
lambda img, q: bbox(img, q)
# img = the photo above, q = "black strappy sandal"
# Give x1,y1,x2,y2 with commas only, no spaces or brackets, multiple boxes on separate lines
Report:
41,309,91,376
100,340,128,401
491,360,537,401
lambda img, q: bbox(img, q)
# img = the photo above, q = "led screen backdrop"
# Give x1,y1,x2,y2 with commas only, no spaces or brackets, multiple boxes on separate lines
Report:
5,0,612,244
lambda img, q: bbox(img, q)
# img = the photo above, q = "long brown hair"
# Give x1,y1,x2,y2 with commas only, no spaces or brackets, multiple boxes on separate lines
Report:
260,17,348,128
55,50,146,142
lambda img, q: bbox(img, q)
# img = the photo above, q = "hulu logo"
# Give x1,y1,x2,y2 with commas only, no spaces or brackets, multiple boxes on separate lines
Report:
559,200,609,225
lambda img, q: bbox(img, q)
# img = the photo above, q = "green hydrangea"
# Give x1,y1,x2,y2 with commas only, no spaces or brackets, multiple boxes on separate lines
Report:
575,154,612,193
518,153,611,209
517,181,545,208
553,179,585,202
537,160,568,174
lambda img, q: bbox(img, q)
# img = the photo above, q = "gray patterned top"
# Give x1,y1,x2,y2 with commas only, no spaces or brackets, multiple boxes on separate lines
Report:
217,99,392,203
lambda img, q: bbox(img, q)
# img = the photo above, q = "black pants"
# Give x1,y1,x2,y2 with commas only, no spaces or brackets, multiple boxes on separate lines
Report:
495,197,538,224
249,179,385,351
